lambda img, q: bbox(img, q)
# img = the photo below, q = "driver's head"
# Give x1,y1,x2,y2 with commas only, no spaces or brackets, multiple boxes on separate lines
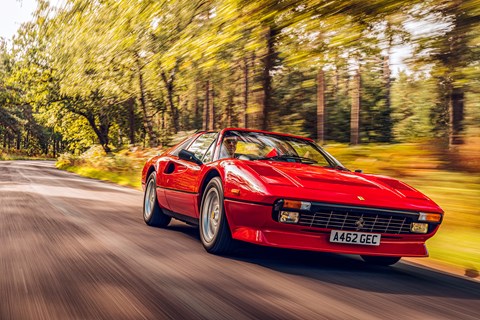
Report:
223,136,238,157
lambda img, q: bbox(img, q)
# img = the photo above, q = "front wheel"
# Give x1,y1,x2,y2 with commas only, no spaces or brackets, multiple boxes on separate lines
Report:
199,177,234,254
143,171,171,227
361,255,401,266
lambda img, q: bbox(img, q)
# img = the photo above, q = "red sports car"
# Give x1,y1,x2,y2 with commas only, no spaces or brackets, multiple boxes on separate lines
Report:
142,128,443,265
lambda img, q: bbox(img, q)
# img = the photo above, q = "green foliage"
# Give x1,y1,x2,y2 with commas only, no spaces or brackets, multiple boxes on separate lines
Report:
391,72,438,141
0,0,478,156
360,59,393,143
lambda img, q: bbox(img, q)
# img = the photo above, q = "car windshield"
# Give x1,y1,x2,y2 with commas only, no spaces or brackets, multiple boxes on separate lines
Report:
218,130,346,169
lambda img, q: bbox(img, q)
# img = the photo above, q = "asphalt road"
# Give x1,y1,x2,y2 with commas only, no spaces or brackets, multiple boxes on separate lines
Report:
1,160,479,320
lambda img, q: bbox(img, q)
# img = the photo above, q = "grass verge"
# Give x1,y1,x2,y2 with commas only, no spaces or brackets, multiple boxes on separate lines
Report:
62,165,142,189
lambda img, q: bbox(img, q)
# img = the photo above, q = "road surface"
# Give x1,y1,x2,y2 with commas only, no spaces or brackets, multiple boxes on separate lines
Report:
0,161,479,319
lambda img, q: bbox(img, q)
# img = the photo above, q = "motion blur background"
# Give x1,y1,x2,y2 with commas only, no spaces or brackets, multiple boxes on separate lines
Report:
0,0,479,275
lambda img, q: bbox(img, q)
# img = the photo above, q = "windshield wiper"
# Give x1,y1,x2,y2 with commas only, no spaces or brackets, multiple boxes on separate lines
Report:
257,155,318,164
331,165,350,171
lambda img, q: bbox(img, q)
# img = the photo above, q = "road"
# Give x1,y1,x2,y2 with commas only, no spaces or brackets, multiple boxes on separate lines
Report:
0,160,479,319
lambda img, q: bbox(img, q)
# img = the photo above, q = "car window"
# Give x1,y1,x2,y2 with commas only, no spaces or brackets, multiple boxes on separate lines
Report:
187,132,218,160
202,140,216,163
218,130,341,167
170,136,196,156
288,141,331,167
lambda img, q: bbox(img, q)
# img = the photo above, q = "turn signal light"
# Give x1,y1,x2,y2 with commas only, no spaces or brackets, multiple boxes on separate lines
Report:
418,212,442,223
283,200,311,210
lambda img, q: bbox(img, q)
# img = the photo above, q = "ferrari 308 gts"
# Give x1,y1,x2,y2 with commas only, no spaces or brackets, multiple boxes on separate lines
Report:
142,128,443,265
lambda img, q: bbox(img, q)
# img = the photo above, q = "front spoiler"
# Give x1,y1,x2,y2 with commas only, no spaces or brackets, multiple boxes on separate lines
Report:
224,199,434,257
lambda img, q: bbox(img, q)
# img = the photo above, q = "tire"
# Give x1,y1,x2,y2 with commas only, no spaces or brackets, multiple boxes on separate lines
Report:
199,177,234,254
143,171,171,227
361,255,401,266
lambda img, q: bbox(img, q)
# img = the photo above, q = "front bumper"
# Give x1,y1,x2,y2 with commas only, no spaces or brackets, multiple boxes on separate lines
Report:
224,199,440,257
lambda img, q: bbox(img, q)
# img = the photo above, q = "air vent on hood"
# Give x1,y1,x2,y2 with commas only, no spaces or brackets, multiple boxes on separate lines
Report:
375,177,413,191
248,164,284,178
247,164,293,186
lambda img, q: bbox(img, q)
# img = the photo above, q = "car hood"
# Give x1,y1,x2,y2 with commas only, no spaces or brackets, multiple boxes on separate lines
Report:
244,161,443,213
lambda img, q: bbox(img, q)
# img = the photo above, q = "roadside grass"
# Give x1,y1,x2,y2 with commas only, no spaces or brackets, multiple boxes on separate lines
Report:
61,165,142,189
55,145,159,189
56,141,479,274
1,152,56,161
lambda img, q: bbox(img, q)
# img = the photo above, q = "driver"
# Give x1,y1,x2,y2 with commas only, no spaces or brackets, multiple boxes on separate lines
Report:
221,136,238,158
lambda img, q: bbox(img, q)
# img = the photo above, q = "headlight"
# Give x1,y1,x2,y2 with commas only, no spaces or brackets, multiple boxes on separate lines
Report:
411,222,429,234
279,211,299,224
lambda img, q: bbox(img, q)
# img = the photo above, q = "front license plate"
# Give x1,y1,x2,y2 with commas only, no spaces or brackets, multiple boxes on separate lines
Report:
329,230,381,246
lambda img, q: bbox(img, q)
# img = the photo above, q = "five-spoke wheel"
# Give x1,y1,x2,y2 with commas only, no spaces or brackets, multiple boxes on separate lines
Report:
143,171,171,227
199,177,234,254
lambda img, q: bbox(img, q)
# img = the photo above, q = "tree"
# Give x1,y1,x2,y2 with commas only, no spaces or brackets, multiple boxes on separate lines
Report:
413,0,480,146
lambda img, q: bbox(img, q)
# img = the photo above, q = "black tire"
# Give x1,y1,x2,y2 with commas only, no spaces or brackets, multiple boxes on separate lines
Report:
361,255,401,266
143,171,171,227
199,177,234,254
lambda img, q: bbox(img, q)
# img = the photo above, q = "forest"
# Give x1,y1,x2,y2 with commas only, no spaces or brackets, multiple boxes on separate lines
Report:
0,0,479,156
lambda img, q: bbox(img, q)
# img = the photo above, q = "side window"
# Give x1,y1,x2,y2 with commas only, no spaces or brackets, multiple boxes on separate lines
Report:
170,136,195,156
202,141,216,163
187,132,218,160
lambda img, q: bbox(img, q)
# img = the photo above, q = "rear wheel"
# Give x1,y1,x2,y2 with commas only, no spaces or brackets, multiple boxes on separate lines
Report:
361,255,401,266
199,177,234,254
143,172,171,227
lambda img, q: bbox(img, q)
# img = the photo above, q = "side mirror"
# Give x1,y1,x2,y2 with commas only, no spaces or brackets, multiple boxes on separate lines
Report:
354,169,363,173
178,149,203,166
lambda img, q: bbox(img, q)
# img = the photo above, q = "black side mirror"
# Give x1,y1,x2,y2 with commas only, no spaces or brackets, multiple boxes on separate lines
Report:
355,169,363,173
178,149,203,166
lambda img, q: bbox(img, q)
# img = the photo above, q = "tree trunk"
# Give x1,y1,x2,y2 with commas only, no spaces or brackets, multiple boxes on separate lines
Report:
136,56,158,146
382,54,393,142
350,68,361,145
446,1,467,146
243,56,249,128
166,81,179,133
383,55,391,111
16,131,21,150
193,82,200,129
449,86,464,146
261,25,276,131
226,91,234,127
203,81,209,130
333,64,339,103
208,82,215,130
85,113,111,153
53,136,56,158
160,67,180,134
316,68,325,144
127,97,136,145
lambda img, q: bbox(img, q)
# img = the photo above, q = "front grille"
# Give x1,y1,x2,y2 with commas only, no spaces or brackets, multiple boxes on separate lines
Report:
298,205,416,234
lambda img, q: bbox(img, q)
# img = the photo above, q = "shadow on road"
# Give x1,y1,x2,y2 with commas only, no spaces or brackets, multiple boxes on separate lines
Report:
167,222,480,300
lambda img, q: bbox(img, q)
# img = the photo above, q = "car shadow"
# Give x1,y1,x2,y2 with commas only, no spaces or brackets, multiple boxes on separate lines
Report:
166,221,480,300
